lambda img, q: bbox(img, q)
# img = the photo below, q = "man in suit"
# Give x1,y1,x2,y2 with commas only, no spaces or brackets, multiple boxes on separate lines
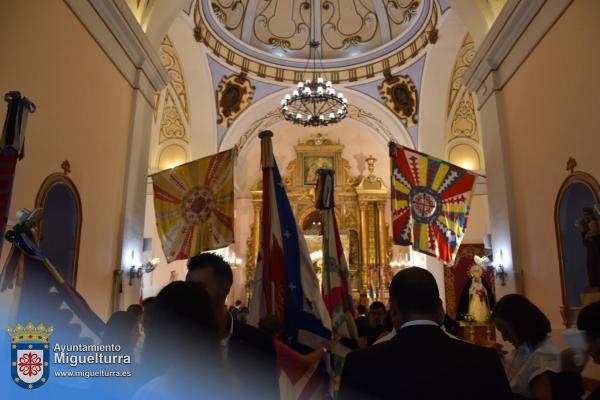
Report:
339,267,512,400
186,253,279,399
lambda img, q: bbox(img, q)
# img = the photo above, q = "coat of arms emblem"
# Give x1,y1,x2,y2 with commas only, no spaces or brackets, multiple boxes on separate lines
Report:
8,322,53,390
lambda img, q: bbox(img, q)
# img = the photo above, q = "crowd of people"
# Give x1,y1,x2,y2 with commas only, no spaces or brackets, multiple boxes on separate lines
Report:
100,253,600,399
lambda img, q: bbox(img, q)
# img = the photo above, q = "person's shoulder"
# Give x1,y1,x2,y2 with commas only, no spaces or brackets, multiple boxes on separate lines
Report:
447,336,501,361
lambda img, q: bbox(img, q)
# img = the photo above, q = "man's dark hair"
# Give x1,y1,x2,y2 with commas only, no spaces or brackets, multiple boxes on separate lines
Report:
357,304,367,315
369,301,386,311
126,304,143,318
492,294,550,348
187,252,233,285
235,300,242,306
578,301,600,339
389,267,440,315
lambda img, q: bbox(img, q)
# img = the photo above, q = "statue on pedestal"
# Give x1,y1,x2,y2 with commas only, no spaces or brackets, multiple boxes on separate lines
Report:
580,207,600,289
458,264,495,323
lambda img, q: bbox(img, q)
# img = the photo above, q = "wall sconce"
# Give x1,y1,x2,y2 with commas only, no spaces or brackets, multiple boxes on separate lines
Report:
128,265,143,286
496,249,507,286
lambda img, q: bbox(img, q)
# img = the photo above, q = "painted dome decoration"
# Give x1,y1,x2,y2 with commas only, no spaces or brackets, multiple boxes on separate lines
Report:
193,0,439,82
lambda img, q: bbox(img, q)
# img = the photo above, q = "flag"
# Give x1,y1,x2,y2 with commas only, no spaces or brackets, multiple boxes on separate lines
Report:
151,149,234,263
0,91,35,255
248,131,332,399
1,209,105,343
315,168,358,389
389,143,476,264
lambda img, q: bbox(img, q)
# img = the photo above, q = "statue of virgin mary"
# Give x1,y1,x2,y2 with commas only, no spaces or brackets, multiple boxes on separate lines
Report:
458,264,495,323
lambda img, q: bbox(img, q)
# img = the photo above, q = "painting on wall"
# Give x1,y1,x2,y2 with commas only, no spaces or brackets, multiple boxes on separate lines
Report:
303,156,334,185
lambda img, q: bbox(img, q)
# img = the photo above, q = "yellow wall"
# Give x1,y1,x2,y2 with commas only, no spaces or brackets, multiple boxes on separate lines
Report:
0,0,134,320
499,0,600,326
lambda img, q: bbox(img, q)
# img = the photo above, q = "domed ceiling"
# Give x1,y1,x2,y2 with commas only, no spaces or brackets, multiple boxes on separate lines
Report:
193,0,439,82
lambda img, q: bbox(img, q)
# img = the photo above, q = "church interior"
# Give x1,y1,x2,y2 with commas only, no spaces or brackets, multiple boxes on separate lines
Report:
1,0,600,397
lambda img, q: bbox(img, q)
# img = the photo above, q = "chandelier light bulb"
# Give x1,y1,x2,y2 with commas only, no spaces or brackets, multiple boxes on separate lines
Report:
280,59,348,126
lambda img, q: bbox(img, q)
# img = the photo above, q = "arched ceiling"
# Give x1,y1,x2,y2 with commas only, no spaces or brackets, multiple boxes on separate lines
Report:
193,0,440,82
209,0,422,60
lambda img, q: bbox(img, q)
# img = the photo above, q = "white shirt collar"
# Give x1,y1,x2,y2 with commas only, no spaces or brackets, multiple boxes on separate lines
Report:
400,320,439,329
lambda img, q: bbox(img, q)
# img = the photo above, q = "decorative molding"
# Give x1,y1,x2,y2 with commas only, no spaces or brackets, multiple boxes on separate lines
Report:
448,34,475,115
160,36,189,119
159,91,188,143
449,92,479,142
192,0,439,83
379,74,418,127
64,0,169,105
462,0,573,108
216,73,255,127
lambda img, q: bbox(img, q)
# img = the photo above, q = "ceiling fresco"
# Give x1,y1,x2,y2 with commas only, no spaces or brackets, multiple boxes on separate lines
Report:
192,0,439,83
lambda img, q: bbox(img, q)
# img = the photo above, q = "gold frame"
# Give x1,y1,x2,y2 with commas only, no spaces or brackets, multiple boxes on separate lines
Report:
34,173,83,288
554,169,600,327
245,135,389,304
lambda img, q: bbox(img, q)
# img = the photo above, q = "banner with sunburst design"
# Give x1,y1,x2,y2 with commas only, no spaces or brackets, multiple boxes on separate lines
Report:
389,143,476,264
152,149,234,263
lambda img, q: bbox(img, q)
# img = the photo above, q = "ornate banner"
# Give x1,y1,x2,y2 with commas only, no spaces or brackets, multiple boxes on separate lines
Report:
152,149,234,262
389,143,476,263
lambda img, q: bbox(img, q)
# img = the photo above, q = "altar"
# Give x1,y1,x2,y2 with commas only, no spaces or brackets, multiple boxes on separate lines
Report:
245,135,392,305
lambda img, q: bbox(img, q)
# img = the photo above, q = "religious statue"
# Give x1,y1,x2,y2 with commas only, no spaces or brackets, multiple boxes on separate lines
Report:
579,207,600,289
458,264,495,323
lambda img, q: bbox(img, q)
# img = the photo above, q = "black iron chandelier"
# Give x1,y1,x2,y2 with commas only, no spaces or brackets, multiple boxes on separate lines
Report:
280,41,348,127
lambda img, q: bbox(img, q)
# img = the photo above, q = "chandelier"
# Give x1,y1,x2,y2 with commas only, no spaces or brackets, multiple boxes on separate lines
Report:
280,41,348,127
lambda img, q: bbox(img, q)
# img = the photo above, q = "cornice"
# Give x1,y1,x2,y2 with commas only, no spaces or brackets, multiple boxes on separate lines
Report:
462,0,573,108
64,0,169,105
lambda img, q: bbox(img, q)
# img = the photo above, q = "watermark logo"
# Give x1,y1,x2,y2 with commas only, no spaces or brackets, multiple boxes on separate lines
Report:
8,323,53,390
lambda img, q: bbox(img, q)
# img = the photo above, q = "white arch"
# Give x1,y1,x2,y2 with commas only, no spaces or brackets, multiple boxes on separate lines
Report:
143,0,190,48
419,8,469,158
220,86,414,159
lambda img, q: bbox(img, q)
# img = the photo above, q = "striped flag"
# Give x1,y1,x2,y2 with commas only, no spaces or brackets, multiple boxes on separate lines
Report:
1,209,105,342
248,131,332,399
389,143,476,264
315,168,358,390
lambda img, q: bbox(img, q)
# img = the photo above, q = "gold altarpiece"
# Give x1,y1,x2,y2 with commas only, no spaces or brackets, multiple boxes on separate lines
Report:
245,135,391,305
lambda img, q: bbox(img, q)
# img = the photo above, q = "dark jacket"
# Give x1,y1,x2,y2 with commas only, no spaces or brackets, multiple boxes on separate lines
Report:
339,324,512,400
228,319,279,399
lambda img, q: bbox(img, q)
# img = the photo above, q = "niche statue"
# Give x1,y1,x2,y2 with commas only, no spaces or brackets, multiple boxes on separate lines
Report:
458,264,495,323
